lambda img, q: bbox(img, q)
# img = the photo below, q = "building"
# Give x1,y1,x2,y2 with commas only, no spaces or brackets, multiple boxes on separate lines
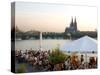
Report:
65,17,78,34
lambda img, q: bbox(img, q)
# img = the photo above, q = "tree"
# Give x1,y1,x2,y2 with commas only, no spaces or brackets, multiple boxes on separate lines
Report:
48,48,68,64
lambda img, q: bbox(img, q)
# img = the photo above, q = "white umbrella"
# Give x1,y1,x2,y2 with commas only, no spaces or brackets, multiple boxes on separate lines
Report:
60,36,97,68
60,36,97,52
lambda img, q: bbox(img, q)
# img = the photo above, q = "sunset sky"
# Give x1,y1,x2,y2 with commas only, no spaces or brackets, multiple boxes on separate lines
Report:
15,2,97,32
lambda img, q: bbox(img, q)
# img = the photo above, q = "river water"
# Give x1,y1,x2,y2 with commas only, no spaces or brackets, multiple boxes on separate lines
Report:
15,39,71,50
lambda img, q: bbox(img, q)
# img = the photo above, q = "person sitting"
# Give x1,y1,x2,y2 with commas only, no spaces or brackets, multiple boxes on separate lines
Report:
70,55,80,69
65,56,71,70
88,57,96,68
80,55,84,64
47,63,52,71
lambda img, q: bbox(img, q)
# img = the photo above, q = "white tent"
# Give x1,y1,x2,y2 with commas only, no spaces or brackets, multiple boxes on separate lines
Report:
60,36,97,53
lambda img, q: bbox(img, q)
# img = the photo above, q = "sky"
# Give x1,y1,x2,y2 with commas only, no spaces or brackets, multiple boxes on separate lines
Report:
15,2,97,32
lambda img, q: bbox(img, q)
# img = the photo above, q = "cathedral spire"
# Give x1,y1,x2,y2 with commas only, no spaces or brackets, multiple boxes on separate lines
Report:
71,16,73,23
70,17,73,27
74,16,76,24
74,16,77,31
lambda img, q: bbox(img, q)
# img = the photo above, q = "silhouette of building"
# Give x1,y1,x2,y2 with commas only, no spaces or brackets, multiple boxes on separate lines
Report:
65,17,78,33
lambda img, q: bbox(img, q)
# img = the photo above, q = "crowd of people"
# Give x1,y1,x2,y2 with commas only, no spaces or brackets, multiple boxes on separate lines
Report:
15,49,97,72
15,49,51,71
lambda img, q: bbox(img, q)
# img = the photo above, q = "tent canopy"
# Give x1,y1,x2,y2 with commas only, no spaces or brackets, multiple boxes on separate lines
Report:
60,36,97,52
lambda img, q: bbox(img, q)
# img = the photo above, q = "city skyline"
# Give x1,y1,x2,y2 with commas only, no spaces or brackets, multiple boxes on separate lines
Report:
15,2,97,32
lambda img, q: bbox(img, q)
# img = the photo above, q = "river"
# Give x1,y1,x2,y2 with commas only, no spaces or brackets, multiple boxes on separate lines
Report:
15,39,71,50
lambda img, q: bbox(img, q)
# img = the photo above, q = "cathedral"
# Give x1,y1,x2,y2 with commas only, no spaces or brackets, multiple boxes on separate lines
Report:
65,17,78,33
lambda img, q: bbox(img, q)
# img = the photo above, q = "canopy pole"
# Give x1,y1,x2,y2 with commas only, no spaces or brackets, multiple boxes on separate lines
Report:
85,52,88,69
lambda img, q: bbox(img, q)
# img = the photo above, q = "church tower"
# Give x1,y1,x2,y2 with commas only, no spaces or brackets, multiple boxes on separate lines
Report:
69,17,75,32
73,17,77,32
70,17,74,28
65,17,78,33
